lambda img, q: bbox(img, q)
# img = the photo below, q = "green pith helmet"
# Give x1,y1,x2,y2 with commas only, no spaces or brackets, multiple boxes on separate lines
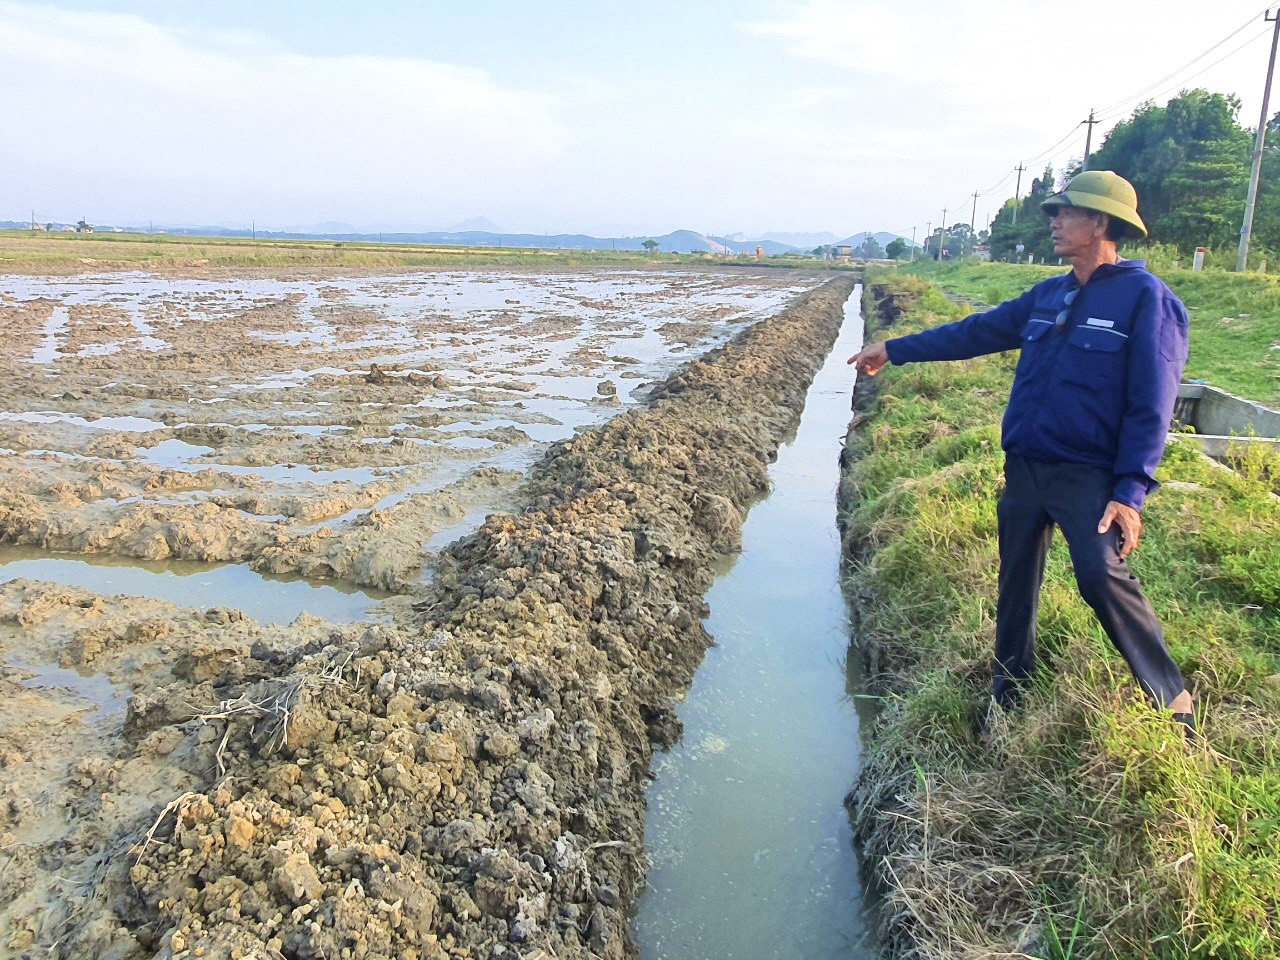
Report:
1040,170,1148,239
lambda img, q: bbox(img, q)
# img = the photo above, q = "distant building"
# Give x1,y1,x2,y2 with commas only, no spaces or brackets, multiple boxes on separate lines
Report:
834,244,853,261
76,219,94,233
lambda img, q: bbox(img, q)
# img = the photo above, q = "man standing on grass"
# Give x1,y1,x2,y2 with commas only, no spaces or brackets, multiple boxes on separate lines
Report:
848,171,1196,732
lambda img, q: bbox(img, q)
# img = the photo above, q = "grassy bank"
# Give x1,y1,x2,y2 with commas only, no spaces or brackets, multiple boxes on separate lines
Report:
842,271,1280,959
899,260,1280,406
0,229,851,273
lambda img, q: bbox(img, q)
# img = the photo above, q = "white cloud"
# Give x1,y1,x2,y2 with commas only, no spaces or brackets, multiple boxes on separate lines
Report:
734,0,1274,230
0,2,566,226
741,1,917,74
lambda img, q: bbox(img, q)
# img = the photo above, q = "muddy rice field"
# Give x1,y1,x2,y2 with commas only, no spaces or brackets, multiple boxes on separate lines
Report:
0,265,853,959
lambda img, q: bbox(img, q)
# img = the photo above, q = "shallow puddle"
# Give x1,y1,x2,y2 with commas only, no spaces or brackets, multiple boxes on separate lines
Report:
0,411,167,431
0,548,388,625
8,657,131,720
633,289,876,959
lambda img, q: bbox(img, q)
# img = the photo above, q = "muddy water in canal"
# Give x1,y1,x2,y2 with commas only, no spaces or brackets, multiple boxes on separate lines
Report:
633,289,876,959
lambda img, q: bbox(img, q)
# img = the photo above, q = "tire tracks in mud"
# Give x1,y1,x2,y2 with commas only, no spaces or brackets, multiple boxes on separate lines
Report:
41,274,858,960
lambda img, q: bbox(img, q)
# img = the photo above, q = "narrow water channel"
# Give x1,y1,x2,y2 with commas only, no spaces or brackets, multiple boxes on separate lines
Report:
633,288,876,959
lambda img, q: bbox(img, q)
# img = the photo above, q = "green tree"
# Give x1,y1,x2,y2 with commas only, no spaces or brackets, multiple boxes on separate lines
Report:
922,227,945,260
988,165,1059,262
885,238,907,259
855,236,884,259
946,223,975,258
1087,89,1251,253
641,238,659,253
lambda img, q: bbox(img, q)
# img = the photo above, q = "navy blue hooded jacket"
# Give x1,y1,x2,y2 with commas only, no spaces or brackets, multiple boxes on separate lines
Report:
884,260,1189,511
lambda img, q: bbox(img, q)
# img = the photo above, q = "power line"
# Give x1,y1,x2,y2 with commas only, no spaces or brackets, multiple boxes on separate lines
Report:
1094,8,1269,118
1094,25,1273,126
912,8,1277,253
976,167,1017,196
1031,130,1087,178
1013,10,1270,173
1020,124,1084,166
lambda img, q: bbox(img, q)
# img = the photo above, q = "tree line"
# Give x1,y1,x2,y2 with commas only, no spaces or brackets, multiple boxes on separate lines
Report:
987,89,1279,267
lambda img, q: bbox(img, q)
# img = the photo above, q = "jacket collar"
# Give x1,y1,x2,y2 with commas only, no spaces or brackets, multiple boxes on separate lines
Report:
1066,258,1145,287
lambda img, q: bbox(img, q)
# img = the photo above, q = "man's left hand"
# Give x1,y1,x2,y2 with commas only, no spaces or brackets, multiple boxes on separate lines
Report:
1097,500,1143,559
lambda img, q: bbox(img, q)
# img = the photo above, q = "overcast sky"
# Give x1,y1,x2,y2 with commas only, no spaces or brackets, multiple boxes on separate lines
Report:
2,0,1276,238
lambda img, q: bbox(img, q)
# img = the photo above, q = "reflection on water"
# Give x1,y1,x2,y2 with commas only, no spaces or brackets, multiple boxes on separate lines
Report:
0,411,167,432
9,657,130,720
0,547,389,625
634,288,877,960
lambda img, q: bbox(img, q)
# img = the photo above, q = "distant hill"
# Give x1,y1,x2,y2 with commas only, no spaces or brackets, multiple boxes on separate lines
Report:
3,217,917,255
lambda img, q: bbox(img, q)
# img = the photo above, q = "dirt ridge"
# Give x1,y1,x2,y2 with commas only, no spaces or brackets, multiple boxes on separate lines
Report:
16,275,855,960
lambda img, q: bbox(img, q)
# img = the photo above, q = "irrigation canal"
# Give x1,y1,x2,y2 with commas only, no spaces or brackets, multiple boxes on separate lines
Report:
632,287,877,959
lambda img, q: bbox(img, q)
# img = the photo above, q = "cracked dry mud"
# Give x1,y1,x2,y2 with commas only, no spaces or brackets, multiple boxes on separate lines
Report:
0,267,853,960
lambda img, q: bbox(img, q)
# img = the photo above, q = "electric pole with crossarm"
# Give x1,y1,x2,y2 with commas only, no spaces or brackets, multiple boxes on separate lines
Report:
1081,109,1098,171
1237,9,1280,272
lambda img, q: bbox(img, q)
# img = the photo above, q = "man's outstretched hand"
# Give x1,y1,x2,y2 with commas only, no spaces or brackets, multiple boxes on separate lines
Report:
847,341,890,376
1098,500,1143,559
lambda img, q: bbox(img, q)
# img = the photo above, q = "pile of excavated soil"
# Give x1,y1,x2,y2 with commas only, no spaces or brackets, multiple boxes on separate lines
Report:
0,274,855,960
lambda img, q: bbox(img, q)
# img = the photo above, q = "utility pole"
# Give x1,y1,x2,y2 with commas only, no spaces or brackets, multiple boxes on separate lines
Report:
1012,163,1026,224
941,208,948,259
1082,109,1098,170
910,225,916,261
251,219,256,241
926,221,932,259
970,192,979,249
1238,9,1280,272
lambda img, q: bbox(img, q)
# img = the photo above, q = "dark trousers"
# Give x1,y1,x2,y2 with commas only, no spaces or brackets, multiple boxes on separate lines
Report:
994,455,1186,708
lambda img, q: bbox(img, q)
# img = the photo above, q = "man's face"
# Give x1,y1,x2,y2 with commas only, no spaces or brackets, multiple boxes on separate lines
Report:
1048,206,1104,258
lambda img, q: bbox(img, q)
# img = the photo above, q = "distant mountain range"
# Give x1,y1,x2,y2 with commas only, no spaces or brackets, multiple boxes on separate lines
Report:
1,219,916,254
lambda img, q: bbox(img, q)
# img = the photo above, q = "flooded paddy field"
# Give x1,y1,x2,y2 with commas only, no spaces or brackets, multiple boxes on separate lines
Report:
0,269,814,592
0,265,856,960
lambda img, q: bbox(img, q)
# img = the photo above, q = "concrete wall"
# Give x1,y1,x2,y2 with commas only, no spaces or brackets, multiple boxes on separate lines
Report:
1177,383,1280,439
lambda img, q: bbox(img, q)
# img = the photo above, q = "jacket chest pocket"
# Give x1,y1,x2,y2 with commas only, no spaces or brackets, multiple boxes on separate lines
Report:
1061,325,1126,388
1013,313,1056,372
1022,316,1055,344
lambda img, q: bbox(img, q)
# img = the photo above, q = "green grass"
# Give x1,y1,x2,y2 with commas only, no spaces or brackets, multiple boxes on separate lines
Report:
896,260,1280,406
845,267,1280,960
0,228,853,273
